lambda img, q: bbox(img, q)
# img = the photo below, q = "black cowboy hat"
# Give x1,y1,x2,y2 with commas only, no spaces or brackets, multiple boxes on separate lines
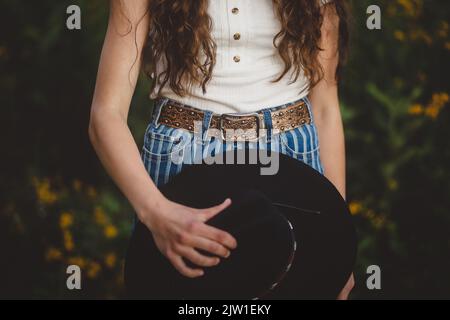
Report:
124,151,357,300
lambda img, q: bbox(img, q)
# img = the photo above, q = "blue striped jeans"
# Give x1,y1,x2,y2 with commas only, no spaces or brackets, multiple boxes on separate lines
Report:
141,97,324,187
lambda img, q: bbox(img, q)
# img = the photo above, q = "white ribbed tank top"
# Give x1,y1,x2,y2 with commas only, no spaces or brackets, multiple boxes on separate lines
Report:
150,0,331,114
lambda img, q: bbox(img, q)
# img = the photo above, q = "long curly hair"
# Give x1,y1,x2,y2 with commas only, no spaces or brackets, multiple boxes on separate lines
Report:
137,0,349,98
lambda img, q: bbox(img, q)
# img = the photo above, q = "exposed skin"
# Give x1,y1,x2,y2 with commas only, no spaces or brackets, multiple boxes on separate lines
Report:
89,0,353,298
310,4,354,299
89,0,237,279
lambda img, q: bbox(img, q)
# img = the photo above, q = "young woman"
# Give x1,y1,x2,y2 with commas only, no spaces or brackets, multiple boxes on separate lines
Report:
89,0,354,299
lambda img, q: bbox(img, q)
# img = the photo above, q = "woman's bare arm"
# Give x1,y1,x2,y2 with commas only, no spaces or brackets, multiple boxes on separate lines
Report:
309,4,346,199
309,4,354,299
89,0,162,222
89,1,236,278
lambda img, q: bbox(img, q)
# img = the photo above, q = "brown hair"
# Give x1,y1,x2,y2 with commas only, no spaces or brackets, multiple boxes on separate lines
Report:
137,0,349,97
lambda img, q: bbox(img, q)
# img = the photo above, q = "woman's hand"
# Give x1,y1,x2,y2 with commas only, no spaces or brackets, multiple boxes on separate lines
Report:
141,197,238,278
337,273,355,300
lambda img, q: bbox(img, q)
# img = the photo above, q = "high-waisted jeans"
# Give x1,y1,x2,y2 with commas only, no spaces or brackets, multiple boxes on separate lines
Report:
141,96,324,187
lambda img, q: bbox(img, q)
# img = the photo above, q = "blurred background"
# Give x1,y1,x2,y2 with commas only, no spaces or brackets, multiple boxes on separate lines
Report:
0,0,449,299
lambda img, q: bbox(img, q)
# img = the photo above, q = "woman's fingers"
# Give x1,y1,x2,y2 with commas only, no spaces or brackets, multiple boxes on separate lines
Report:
186,235,231,258
185,199,238,250
176,225,231,258
167,251,204,278
174,245,221,267
194,222,237,250
162,199,237,278
197,198,232,222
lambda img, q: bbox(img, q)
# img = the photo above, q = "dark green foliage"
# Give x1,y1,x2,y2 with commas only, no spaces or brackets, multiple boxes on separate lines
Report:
0,0,448,299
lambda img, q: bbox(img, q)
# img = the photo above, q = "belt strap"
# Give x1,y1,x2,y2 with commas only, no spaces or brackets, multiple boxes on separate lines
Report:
157,99,311,141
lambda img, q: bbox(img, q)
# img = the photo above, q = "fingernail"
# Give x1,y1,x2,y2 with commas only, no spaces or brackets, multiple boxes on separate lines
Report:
225,251,230,258
215,258,220,264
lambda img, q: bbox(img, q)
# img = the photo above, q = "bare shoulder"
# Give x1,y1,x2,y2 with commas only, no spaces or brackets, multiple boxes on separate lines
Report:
109,0,150,27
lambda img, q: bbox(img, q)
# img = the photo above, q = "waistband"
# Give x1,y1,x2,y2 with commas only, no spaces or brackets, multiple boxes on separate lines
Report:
153,95,313,117
150,96,313,142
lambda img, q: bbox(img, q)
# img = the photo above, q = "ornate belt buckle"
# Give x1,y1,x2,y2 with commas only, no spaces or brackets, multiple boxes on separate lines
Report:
219,112,263,142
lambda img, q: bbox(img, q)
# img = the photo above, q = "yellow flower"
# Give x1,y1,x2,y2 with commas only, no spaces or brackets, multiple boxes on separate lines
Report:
432,92,449,105
94,206,108,226
32,177,58,205
59,212,74,229
397,0,422,18
67,256,87,269
424,92,449,119
63,230,75,251
87,261,102,279
349,201,362,216
408,104,424,115
425,106,440,119
104,225,118,239
45,247,63,262
410,93,449,120
104,252,117,268
397,0,413,13
394,30,406,42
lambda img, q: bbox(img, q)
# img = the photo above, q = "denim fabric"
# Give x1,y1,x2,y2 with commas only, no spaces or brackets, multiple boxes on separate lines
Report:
141,97,324,187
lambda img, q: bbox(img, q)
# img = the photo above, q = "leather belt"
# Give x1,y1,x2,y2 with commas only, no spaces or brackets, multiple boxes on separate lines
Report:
156,99,311,141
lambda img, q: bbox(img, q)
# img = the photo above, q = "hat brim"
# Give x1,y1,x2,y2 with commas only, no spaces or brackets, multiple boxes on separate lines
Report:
125,151,357,299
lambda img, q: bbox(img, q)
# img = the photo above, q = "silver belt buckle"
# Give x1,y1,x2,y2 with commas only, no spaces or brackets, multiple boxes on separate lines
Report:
219,112,263,142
